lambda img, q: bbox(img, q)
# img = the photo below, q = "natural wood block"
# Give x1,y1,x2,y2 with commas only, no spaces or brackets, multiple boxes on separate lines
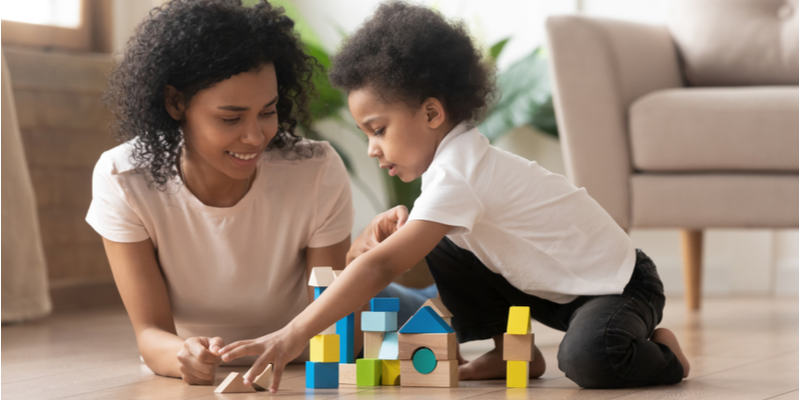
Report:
310,334,339,363
320,324,337,335
364,331,385,359
400,360,458,388
251,364,272,391
507,306,531,334
503,333,534,361
381,360,400,386
421,298,452,318
507,360,528,388
339,363,357,385
308,267,335,287
398,332,457,360
214,372,256,393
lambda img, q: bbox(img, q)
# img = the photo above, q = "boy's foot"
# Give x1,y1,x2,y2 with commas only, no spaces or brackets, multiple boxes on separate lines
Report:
459,345,545,380
651,327,690,378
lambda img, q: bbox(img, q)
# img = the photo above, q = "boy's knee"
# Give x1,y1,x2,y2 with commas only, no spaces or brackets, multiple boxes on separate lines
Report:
557,336,617,389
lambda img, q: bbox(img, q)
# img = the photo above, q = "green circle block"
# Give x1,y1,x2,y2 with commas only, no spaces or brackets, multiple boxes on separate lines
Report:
412,347,438,374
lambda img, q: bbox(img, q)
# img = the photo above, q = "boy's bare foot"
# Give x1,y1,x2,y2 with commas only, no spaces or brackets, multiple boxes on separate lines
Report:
651,327,690,378
458,339,545,380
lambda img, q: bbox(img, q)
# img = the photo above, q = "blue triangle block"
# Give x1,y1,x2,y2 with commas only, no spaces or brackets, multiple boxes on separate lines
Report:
398,306,454,334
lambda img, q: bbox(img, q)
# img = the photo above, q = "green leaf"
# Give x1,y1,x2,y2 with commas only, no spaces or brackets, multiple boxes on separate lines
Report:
489,37,510,62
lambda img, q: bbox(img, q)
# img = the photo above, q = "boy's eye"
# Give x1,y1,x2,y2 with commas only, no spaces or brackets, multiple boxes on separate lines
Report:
374,128,385,136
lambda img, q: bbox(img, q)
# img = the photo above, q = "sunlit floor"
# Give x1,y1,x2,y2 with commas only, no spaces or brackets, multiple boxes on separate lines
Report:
2,296,797,399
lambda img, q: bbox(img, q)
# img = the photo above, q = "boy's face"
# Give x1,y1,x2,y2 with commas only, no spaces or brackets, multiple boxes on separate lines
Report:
348,88,447,183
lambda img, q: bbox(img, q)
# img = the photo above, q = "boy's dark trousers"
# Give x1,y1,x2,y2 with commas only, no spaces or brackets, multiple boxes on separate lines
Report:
425,237,684,388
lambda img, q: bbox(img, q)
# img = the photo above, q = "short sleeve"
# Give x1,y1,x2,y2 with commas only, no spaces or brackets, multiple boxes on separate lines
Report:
408,166,483,235
307,144,354,248
85,152,150,243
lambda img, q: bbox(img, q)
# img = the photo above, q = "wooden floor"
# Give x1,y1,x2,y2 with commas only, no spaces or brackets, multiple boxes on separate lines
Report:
2,296,798,399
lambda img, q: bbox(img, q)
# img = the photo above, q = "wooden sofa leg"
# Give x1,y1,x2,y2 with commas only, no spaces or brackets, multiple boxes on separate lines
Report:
680,229,703,311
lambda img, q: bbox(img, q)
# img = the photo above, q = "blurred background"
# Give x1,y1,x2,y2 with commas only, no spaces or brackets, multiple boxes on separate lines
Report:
2,0,797,323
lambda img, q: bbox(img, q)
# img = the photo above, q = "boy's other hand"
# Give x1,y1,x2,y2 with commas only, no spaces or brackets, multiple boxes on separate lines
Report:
177,336,224,385
347,205,408,264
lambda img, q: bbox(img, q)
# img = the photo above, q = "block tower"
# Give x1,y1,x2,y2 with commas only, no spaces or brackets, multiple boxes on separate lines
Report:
354,297,401,386
503,306,534,388
332,270,357,384
306,267,339,389
397,305,458,387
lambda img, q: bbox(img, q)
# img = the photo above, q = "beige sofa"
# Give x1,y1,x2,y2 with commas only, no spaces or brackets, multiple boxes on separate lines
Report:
546,0,799,309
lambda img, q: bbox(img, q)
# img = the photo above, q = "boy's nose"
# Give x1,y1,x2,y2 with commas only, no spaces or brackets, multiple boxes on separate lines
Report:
367,140,381,158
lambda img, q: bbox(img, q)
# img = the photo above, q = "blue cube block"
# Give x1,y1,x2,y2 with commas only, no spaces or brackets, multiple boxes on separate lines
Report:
361,311,398,332
336,312,355,363
306,361,338,389
314,286,325,300
370,297,400,312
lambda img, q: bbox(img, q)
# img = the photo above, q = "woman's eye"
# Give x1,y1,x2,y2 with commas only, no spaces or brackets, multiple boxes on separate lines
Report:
222,117,240,123
260,111,277,117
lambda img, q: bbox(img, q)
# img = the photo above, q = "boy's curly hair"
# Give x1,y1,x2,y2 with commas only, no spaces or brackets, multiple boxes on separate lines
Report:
104,0,317,189
329,1,496,124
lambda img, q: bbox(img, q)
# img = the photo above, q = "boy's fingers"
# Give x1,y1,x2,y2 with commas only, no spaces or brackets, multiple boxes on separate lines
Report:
393,205,409,227
242,356,271,384
270,363,284,393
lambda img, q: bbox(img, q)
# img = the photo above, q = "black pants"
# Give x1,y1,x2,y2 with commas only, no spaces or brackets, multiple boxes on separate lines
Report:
425,237,684,388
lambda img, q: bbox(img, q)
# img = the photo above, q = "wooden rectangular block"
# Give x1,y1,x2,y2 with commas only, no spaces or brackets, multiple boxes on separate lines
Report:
361,311,398,332
400,360,458,387
381,359,400,386
364,331,385,359
306,361,338,389
310,334,339,363
336,312,355,363
339,363,357,385
398,332,457,360
507,360,528,388
356,359,382,386
370,297,400,312
503,333,534,361
507,307,531,335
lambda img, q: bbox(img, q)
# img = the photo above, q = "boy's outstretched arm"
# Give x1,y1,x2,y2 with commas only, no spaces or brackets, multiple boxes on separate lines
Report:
347,205,409,265
219,219,451,392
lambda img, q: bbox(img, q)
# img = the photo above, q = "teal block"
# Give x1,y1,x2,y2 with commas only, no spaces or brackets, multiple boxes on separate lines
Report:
412,347,437,374
361,311,397,332
305,361,338,389
356,359,382,386
378,331,398,359
399,306,454,334
370,297,400,312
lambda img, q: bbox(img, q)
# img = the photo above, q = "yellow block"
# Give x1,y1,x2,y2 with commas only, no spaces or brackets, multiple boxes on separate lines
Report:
507,306,531,335
381,360,400,386
310,334,340,363
507,360,528,388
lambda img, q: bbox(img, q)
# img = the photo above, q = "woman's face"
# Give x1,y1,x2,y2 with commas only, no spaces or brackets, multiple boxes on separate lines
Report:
176,63,279,181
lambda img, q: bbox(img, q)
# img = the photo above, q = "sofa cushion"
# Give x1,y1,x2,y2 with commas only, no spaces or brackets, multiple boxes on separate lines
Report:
669,0,799,86
629,87,798,172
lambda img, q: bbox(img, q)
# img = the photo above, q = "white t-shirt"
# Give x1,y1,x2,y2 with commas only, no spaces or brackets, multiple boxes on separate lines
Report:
86,139,353,349
408,123,636,304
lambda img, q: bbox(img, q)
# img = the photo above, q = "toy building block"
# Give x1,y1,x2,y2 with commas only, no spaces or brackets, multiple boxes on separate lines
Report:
306,361,339,389
308,267,335,287
363,331,385,359
339,363,357,385
381,359,401,385
361,311,398,332
333,270,342,279
506,360,529,388
400,359,458,387
314,286,325,299
378,331,398,360
422,298,453,326
321,324,337,335
214,372,256,393
398,306,454,334
310,334,340,363
336,312,355,363
370,297,400,312
507,306,531,335
411,347,438,374
397,332,456,360
503,333,534,362
251,364,273,391
356,358,382,386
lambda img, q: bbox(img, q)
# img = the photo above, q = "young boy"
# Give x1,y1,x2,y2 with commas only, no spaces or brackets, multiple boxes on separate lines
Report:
220,1,689,392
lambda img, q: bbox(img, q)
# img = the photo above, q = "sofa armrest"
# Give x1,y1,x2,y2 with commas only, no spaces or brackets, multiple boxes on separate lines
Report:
545,15,683,229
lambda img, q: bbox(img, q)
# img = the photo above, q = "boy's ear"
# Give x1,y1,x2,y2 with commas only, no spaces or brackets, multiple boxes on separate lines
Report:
164,85,186,121
422,97,446,129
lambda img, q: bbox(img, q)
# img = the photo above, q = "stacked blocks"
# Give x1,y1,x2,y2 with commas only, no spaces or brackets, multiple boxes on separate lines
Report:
397,305,458,387
356,297,401,386
504,306,534,388
333,270,356,364
306,267,339,388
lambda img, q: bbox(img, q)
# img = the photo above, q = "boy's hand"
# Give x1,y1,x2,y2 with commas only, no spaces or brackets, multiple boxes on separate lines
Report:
347,205,408,264
177,336,224,385
218,324,306,393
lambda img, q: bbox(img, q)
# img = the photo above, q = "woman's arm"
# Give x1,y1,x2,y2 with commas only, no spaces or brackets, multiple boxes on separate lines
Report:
220,219,451,391
102,238,223,384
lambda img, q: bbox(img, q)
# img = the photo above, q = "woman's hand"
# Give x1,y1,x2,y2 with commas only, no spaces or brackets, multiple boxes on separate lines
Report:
176,336,225,385
347,205,409,264
218,324,307,393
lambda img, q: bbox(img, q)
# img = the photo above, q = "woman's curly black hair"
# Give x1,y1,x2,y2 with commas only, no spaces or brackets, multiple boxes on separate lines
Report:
104,0,317,189
329,1,497,124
